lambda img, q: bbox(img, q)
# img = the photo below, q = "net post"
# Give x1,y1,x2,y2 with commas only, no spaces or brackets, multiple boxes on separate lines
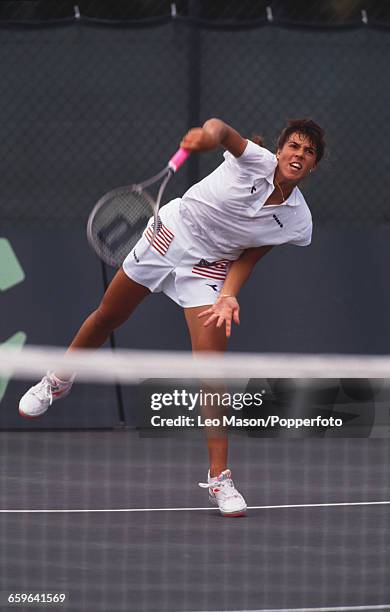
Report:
99,260,127,428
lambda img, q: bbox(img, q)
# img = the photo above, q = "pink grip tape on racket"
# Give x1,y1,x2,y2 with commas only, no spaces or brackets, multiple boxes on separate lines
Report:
168,148,191,172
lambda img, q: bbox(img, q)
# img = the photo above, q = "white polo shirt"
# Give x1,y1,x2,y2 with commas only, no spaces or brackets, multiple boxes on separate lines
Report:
179,139,312,261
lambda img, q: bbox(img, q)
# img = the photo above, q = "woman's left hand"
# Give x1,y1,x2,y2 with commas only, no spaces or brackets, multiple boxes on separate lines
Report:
198,296,240,338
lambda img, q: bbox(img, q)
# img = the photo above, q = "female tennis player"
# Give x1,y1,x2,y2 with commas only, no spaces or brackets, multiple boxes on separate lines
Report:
19,117,325,516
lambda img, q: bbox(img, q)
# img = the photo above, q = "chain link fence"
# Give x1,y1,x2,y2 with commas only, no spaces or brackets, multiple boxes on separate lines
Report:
0,10,390,228
0,1,389,24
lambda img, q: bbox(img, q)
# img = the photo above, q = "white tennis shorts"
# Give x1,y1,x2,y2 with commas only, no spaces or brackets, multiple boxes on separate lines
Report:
122,199,232,308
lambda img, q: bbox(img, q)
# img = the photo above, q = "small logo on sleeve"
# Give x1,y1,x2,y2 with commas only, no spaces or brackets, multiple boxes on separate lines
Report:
272,214,284,228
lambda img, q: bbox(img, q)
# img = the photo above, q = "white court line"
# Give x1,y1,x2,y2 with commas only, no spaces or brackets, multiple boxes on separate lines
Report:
0,499,389,513
190,606,390,612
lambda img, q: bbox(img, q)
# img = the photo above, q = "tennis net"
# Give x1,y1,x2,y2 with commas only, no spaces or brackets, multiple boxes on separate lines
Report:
0,345,389,612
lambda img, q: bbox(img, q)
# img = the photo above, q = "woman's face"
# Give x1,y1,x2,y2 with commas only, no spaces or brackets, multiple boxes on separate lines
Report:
276,132,317,182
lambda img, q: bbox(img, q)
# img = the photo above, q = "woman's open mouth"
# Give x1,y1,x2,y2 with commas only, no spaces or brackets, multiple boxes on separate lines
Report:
289,162,302,173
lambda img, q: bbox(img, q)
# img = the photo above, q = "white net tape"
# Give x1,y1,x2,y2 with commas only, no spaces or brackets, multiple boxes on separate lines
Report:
0,345,390,383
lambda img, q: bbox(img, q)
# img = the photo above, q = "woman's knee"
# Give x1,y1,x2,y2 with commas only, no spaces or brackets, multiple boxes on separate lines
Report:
93,303,128,333
93,269,150,333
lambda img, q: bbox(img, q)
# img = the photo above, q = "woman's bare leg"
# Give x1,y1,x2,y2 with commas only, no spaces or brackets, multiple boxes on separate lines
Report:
68,269,150,350
20,269,151,417
55,269,150,380
184,306,228,477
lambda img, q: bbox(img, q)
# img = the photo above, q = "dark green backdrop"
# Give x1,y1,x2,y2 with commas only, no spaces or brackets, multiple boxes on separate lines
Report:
1,20,389,427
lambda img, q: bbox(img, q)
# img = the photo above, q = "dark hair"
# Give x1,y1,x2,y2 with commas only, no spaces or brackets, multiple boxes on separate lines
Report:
277,119,325,163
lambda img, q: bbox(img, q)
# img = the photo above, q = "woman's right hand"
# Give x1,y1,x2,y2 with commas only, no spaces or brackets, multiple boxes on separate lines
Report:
180,127,220,152
198,295,240,338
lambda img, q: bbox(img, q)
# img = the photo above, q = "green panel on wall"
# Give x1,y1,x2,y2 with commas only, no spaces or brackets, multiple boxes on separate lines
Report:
0,335,27,403
0,238,25,291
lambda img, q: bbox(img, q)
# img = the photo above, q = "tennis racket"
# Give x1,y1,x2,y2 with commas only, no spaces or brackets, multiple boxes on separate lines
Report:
87,147,190,267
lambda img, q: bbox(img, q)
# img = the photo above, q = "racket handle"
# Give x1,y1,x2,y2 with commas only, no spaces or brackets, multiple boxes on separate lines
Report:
168,148,190,172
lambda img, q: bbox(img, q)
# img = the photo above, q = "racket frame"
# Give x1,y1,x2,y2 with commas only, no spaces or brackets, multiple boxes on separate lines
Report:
87,148,189,267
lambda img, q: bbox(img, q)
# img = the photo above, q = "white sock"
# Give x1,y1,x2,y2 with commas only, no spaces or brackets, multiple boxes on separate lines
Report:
51,373,74,386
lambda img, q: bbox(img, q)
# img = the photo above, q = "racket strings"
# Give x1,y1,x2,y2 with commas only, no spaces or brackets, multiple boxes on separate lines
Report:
88,165,176,268
88,187,155,267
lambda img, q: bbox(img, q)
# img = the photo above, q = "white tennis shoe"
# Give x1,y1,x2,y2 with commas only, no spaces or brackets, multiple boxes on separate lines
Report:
199,469,247,517
19,373,74,418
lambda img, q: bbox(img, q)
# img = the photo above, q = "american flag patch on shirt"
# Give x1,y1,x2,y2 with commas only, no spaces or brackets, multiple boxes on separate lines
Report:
192,258,230,281
145,217,174,256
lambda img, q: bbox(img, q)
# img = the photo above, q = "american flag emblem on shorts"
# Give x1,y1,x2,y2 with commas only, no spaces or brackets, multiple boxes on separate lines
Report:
145,217,174,256
192,258,230,281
